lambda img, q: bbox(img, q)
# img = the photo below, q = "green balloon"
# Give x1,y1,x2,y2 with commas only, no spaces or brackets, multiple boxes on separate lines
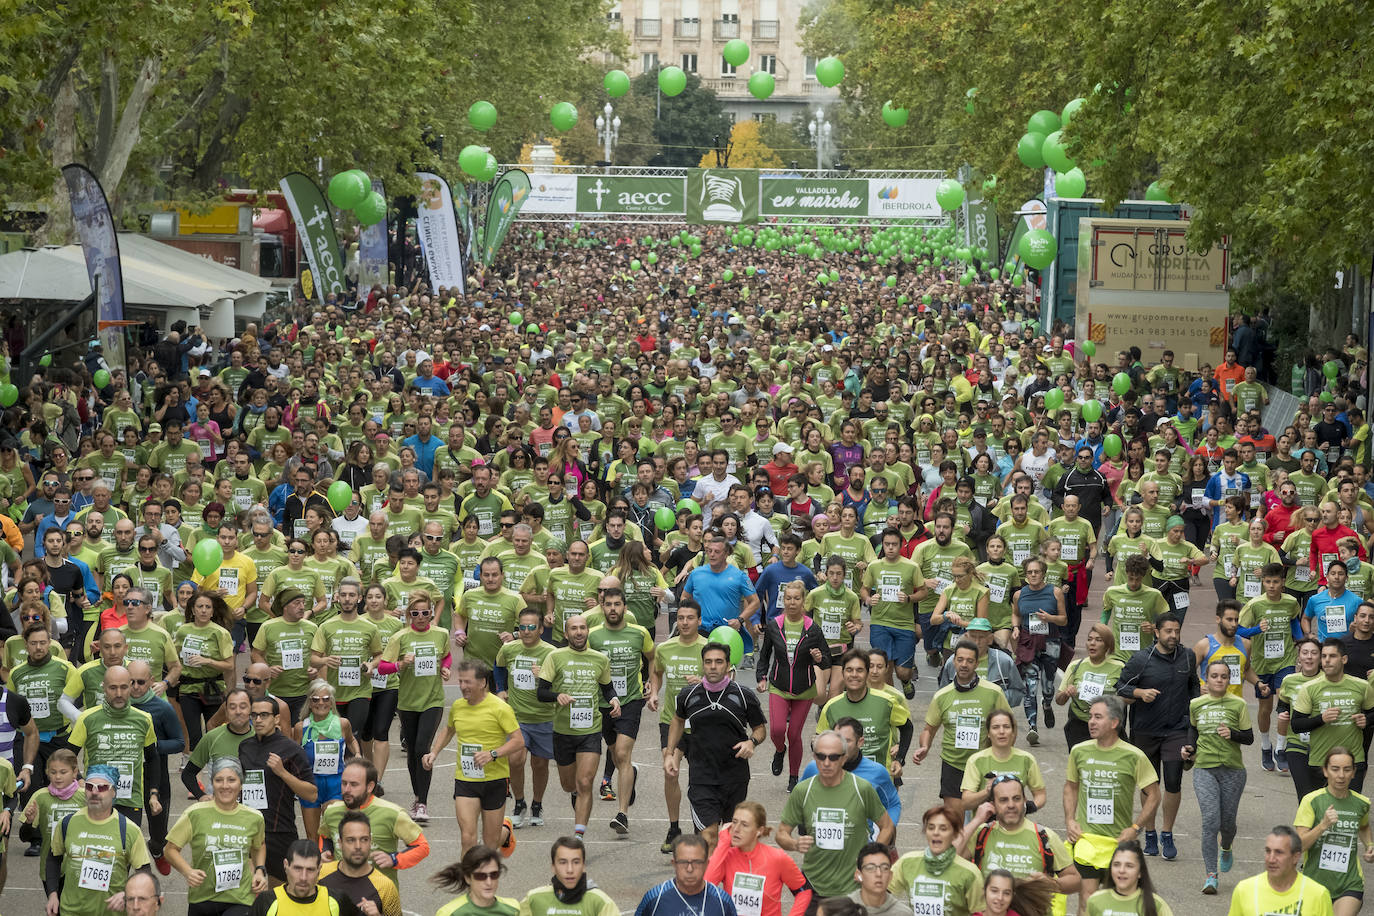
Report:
1113,372,1132,396
604,69,631,98
1102,434,1123,458
676,498,701,514
355,191,387,227
327,170,369,209
722,269,734,282
478,154,499,182
93,369,111,388
708,625,745,666
722,39,750,67
989,268,1000,280
550,102,578,132
747,71,774,100
1055,167,1087,199
526,324,539,332
1019,229,1057,270
1044,388,1065,410
1145,180,1172,203
921,294,932,305
881,101,909,127
647,252,658,265
885,275,897,287
935,178,965,212
1028,109,1061,136
687,285,696,295
815,56,845,88
658,66,687,97
1081,399,1103,423
458,144,488,178
631,259,642,271
1324,360,1341,379
654,506,677,531
1321,390,1335,403
39,353,51,367
468,100,498,132
1081,341,1097,357
0,384,15,407
327,480,353,513
1017,132,1047,169
1041,130,1076,172
745,265,756,276
192,539,223,577
509,311,523,325
1061,97,1086,126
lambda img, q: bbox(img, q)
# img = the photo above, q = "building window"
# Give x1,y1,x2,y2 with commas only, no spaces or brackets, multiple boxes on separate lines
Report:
721,58,737,77
642,52,659,72
804,56,817,78
682,53,698,73
758,55,777,74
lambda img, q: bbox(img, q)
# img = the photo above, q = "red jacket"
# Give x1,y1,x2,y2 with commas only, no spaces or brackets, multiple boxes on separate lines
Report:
1263,503,1301,546
1311,524,1366,583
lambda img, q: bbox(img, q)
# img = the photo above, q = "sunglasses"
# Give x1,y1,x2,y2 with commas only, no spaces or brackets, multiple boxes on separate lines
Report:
76,475,94,481
243,676,265,685
814,752,845,762
500,523,514,529
472,870,502,881
54,499,71,504
123,598,147,606
84,782,113,792
139,546,157,553
517,624,539,632
131,678,149,686
410,610,432,618
288,549,306,555
310,696,332,703
423,534,443,542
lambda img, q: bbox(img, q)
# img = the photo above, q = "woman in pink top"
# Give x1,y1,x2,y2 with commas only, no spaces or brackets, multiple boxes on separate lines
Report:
187,400,224,465
706,801,812,916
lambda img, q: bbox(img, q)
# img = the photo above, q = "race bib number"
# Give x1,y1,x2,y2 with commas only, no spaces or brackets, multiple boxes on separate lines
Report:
911,895,945,916
1028,614,1049,635
338,657,361,687
241,770,268,809
414,649,438,677
1078,675,1105,702
78,858,113,892
1296,565,1313,582
371,670,389,689
234,492,253,510
116,771,134,800
28,693,50,719
931,577,952,595
880,581,901,603
1173,591,1191,611
1264,635,1285,660
1012,549,1031,566
570,697,595,730
197,439,213,459
954,715,981,750
813,808,846,850
1062,540,1080,562
1119,628,1141,652
611,674,628,697
988,579,1007,605
1319,841,1351,873
218,568,239,593
280,644,304,670
1250,491,1262,508
478,516,494,536
314,739,340,775
1223,559,1236,579
1229,662,1244,684
1242,578,1260,599
294,520,308,539
460,743,485,779
214,848,243,893
821,618,842,641
1086,786,1115,825
732,872,766,916
1326,610,1349,635
513,662,536,691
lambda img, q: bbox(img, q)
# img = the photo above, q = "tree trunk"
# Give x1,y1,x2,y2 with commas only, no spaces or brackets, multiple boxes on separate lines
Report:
34,71,80,247
98,56,162,215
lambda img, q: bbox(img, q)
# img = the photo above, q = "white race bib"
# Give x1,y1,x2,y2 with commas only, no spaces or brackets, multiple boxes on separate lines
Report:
414,650,438,678
1295,565,1313,582
611,674,628,697
1264,635,1285,660
813,808,846,850
570,697,595,730
1319,840,1351,873
29,694,50,719
1012,549,1031,566
1028,614,1049,635
513,662,536,691
880,582,901,603
954,715,981,750
280,645,304,670
988,579,1007,605
1062,540,1080,562
1119,628,1141,652
314,739,340,775
241,770,268,809
911,895,945,916
1242,578,1260,599
460,743,485,779
337,657,361,687
116,771,134,800
1174,591,1191,610
1078,675,1105,702
214,848,243,893
78,857,113,892
218,568,239,593
1326,609,1349,635
732,872,766,916
1086,786,1115,824
821,618,842,641
371,670,389,689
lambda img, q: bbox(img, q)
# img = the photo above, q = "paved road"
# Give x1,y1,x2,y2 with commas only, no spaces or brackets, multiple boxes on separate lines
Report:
2,566,1353,915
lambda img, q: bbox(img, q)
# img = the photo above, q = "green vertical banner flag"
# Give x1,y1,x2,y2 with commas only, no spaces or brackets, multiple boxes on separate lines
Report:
481,168,532,267
965,183,1000,263
686,169,758,225
279,172,346,301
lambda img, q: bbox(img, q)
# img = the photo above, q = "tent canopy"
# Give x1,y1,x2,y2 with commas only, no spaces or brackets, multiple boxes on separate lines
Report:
0,232,274,309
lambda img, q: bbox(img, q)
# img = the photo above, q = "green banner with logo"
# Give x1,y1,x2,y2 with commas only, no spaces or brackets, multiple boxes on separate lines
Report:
480,169,532,266
686,168,758,225
759,178,869,217
965,193,1000,262
575,176,684,214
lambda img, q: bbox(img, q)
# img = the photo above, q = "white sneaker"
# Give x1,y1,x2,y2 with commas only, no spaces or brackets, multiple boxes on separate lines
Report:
413,803,429,823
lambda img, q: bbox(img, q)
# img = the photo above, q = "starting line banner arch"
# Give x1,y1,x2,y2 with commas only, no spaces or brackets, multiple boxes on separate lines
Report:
512,166,950,227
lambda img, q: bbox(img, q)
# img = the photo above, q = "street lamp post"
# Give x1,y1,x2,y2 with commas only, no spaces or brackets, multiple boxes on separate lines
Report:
808,108,832,171
596,102,621,173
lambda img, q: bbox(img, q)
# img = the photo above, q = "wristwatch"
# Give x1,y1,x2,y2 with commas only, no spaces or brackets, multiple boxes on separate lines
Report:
491,748,501,759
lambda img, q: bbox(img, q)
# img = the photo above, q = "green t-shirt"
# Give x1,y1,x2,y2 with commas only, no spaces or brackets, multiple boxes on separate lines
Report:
310,615,383,702
260,566,324,625
542,645,612,735
817,688,909,765
1211,522,1249,579
53,809,151,916
588,622,654,703
780,773,887,897
166,801,265,905
819,532,877,591
1294,674,1374,765
806,584,861,646
438,893,521,916
1066,738,1159,837
652,637,706,724
1101,584,1168,661
381,626,451,711
1063,657,1126,723
924,679,1012,768
971,820,1071,878
189,722,253,771
518,885,620,916
1048,516,1096,565
495,639,556,723
863,557,925,629
252,617,319,697
10,655,82,732
976,561,1021,629
1279,669,1321,752
68,704,157,805
1294,788,1371,897
455,587,526,666
1238,594,1301,673
959,747,1046,797
1232,543,1281,599
319,796,423,886
1086,888,1174,916
22,783,86,864
1188,692,1251,769
888,851,984,916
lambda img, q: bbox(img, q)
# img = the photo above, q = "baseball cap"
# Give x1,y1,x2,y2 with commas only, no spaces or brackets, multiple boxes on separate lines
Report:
773,442,794,455
966,618,994,632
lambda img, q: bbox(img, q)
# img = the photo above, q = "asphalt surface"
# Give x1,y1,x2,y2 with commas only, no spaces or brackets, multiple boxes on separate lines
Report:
3,564,1362,915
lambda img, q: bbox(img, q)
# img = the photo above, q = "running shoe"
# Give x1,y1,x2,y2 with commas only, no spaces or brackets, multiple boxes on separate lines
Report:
511,800,528,828
772,750,786,777
611,812,630,835
1027,728,1039,747
413,802,429,824
1161,831,1176,860
154,855,171,876
599,777,616,801
1202,874,1218,895
1261,747,1275,771
1220,848,1233,873
500,817,517,856
1043,701,1056,728
1275,748,1289,775
530,802,545,826
1143,831,1159,856
903,679,916,699
661,824,682,853
629,763,639,807
787,775,798,792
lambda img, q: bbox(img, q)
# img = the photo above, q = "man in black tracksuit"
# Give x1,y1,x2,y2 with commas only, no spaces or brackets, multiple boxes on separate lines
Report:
1116,612,1198,861
1052,447,1116,536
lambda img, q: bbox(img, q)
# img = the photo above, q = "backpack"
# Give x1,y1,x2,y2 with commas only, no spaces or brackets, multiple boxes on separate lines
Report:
972,820,1054,875
61,809,129,847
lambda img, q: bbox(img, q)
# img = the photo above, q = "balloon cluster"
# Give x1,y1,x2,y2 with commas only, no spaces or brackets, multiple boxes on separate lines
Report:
327,170,386,227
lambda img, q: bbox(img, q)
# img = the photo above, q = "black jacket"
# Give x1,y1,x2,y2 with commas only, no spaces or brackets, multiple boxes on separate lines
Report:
1053,467,1114,534
1117,643,1199,735
755,613,831,696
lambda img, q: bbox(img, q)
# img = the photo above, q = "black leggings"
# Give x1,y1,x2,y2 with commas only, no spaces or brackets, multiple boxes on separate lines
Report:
362,689,399,743
1064,715,1091,750
179,692,224,753
189,902,252,916
398,707,443,804
146,753,172,855
337,697,372,737
1288,748,1315,802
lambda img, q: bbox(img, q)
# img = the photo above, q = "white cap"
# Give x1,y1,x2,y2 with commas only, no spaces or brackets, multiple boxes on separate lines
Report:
773,442,794,455
822,344,835,352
